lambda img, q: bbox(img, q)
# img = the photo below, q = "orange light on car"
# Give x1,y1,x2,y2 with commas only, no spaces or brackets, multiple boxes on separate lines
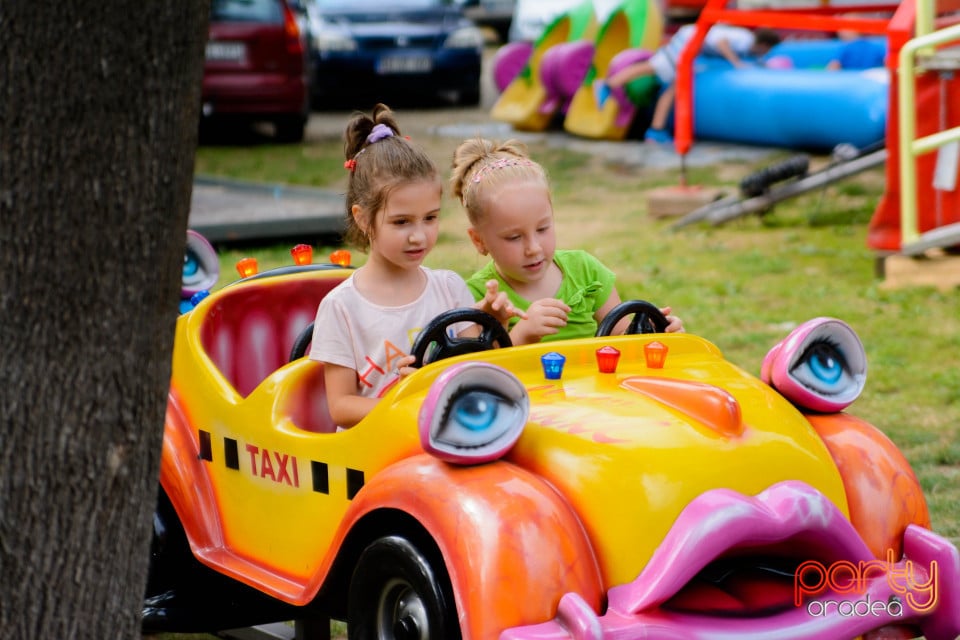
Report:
236,257,259,278
644,341,668,369
595,346,621,373
290,244,313,265
330,249,352,267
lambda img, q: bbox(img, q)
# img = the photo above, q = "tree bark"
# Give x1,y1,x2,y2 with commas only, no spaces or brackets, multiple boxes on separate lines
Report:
0,1,209,637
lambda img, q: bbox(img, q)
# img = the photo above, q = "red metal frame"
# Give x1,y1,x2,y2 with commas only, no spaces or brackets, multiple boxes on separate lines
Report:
673,1,900,156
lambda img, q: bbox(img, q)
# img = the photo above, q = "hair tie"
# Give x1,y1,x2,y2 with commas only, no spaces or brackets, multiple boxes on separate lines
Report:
366,124,394,144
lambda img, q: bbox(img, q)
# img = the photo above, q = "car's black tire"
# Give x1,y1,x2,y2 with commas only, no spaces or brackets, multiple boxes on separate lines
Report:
275,115,306,144
458,86,481,106
348,535,461,640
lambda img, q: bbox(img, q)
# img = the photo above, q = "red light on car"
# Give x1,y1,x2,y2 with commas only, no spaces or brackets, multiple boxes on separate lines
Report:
644,341,669,369
596,346,621,373
330,249,352,267
290,244,313,265
236,257,259,278
282,4,304,56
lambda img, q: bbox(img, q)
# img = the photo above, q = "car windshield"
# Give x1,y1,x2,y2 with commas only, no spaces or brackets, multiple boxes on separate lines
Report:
316,0,452,9
211,0,283,22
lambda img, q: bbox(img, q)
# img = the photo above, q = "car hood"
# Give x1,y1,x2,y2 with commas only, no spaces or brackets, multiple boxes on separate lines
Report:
401,334,851,589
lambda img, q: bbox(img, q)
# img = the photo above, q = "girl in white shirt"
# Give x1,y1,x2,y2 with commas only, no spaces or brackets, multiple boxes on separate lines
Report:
309,104,522,428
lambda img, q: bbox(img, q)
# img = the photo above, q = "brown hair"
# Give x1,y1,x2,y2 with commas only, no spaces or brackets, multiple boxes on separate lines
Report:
342,103,440,250
450,138,550,226
753,28,782,51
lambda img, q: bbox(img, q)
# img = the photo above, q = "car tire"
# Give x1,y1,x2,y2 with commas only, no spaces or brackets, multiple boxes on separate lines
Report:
275,115,306,144
458,86,481,106
347,535,461,640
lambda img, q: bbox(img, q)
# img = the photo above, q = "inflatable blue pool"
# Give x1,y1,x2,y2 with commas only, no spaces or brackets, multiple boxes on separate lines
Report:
688,39,888,151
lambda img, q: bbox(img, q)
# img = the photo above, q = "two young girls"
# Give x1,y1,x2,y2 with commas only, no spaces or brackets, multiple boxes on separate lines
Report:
309,105,522,428
451,138,684,344
312,105,683,428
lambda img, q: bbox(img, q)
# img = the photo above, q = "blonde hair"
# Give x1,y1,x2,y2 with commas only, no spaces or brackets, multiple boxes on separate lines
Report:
450,138,550,226
342,103,440,250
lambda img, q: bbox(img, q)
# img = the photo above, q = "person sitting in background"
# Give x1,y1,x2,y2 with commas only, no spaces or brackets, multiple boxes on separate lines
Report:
602,24,782,144
826,29,887,70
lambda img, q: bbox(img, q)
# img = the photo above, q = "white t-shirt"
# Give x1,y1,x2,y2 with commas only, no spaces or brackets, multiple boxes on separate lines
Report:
650,24,757,84
309,267,475,399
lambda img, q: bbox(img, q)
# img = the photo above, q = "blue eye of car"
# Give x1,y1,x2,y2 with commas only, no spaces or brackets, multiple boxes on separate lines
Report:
437,388,521,449
419,362,529,464
790,339,852,395
183,253,200,278
451,390,501,432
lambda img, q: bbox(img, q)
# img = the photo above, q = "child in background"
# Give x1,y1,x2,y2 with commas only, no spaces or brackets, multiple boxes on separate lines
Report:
451,138,684,345
602,25,781,144
310,105,522,429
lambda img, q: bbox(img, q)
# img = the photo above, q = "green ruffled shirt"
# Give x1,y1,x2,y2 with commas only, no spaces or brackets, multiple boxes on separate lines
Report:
466,249,616,342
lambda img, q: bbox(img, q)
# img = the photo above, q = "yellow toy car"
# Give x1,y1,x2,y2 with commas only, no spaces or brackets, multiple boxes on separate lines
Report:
143,262,960,640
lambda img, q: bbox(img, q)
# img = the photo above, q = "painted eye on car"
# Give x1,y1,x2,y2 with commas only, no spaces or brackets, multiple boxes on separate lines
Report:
761,318,867,413
419,362,529,464
436,389,523,450
790,338,852,394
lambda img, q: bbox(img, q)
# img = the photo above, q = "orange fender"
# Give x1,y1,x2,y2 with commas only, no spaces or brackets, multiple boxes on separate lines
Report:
160,386,223,551
342,455,603,640
807,413,930,559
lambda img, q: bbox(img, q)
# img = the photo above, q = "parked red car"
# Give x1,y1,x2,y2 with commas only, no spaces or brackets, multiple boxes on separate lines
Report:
202,0,311,143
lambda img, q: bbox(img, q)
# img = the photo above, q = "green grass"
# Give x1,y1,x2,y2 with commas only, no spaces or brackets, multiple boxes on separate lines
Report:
185,135,960,635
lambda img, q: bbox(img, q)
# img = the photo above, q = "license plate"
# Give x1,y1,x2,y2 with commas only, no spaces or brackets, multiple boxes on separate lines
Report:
206,41,246,62
376,56,432,74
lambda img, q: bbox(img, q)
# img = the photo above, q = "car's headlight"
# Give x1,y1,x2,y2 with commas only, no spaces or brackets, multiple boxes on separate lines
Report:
444,26,484,50
313,30,357,52
418,362,528,464
761,317,867,413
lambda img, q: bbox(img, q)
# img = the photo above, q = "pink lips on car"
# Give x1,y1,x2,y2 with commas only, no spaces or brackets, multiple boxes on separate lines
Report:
500,481,960,640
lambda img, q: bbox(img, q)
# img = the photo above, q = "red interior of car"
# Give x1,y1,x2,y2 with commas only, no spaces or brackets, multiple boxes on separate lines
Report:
199,275,345,399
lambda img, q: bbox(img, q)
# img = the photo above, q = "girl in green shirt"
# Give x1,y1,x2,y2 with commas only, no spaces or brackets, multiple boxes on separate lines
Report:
451,138,684,345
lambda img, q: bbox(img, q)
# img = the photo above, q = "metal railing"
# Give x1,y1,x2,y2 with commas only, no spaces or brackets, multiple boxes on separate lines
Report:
897,20,960,251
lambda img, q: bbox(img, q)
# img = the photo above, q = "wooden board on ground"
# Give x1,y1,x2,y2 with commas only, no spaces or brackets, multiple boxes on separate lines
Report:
879,249,960,291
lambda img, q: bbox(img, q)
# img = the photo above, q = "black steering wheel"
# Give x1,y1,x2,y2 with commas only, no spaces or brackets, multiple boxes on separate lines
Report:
595,300,669,336
410,308,512,368
289,322,315,362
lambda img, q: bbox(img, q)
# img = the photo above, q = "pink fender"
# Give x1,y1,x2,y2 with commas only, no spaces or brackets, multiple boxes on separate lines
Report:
342,455,604,640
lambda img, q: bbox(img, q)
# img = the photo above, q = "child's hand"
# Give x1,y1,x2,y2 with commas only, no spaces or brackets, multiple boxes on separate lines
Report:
511,298,570,345
395,354,417,379
476,279,527,325
659,306,685,333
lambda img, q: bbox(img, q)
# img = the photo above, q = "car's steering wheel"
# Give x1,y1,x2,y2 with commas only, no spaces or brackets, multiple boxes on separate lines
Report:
595,300,669,336
289,322,315,362
410,308,512,368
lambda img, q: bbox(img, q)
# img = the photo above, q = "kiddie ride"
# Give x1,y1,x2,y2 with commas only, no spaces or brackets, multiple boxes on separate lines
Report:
144,242,960,640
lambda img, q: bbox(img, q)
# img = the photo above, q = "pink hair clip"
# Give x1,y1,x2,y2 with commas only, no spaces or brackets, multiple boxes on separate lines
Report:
472,157,536,183
344,159,357,172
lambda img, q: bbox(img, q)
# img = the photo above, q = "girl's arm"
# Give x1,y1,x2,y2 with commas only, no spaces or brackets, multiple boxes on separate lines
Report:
713,36,749,68
323,362,379,429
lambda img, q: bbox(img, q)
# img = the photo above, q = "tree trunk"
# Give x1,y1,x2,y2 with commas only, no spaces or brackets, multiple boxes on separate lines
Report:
0,1,209,637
